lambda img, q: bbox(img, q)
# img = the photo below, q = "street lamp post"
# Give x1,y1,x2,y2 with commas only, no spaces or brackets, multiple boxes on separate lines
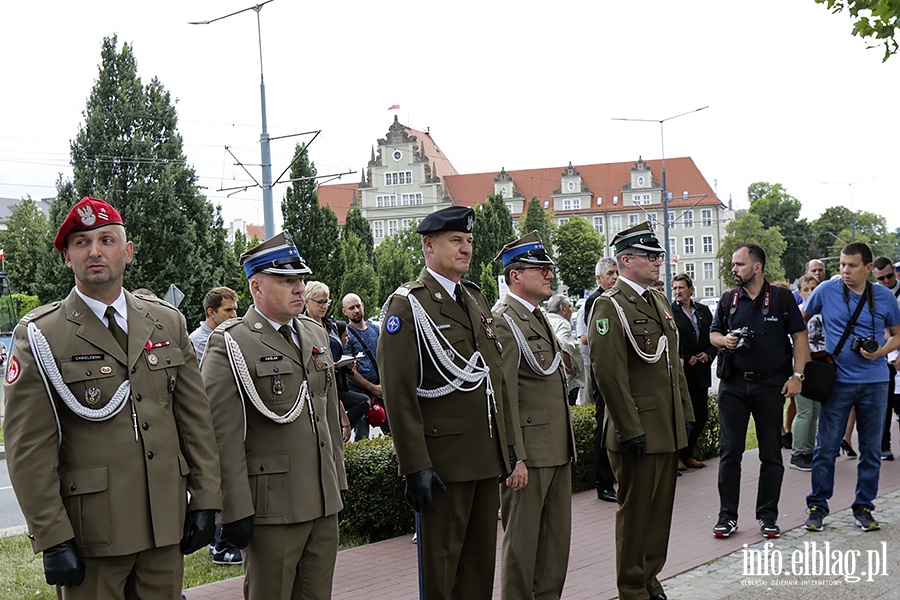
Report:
190,0,277,240
612,106,708,298
820,176,878,243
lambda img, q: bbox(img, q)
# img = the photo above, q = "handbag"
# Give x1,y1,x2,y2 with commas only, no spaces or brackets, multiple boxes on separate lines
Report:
801,286,869,403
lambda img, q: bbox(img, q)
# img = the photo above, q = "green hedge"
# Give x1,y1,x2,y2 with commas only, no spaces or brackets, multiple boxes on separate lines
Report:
339,396,721,544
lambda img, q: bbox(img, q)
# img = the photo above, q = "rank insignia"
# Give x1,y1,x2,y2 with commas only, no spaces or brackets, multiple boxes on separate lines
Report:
273,375,284,395
435,292,443,300
596,318,609,336
85,387,101,405
386,315,401,334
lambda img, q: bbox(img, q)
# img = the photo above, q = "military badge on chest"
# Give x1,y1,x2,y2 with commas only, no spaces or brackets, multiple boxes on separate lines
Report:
85,387,101,405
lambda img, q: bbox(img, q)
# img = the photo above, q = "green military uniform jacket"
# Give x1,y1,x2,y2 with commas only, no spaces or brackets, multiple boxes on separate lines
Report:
3,289,222,557
201,306,346,525
588,280,694,452
493,297,575,467
378,269,514,482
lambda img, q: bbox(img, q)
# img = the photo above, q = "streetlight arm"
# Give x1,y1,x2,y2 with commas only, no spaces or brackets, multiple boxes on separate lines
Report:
188,0,275,25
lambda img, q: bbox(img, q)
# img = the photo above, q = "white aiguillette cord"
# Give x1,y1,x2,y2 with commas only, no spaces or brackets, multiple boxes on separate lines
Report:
502,313,562,376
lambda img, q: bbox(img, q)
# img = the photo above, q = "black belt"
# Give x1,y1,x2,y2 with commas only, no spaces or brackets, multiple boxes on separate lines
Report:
739,371,770,381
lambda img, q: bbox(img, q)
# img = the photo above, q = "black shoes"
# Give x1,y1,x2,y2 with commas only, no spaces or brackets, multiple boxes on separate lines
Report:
759,519,781,539
882,450,894,461
789,453,812,471
597,487,617,503
854,508,880,531
805,505,826,531
781,432,792,449
840,440,858,458
713,517,738,538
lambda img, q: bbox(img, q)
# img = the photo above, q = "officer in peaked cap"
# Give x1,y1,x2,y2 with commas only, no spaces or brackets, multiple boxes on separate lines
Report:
492,231,575,600
588,220,693,600
4,196,222,599
378,205,515,600
201,231,346,600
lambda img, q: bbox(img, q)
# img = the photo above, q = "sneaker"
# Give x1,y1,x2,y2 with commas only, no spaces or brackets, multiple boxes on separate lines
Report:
881,451,894,461
805,505,826,531
789,453,812,471
713,517,738,538
759,519,781,539
854,508,880,531
211,546,243,565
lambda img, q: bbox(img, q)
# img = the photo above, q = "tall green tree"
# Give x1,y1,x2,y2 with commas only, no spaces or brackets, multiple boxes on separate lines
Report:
815,0,900,61
282,142,343,296
555,217,603,297
747,182,812,281
373,222,422,311
0,197,51,296
518,197,555,246
338,233,379,318
811,206,895,259
717,212,787,282
69,36,222,309
35,178,80,303
343,207,375,257
470,194,516,290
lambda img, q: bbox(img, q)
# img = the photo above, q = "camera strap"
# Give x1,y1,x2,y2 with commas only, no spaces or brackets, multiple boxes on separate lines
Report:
834,283,870,357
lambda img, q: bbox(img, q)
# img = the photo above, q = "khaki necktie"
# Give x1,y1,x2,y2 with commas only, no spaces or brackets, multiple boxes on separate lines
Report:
533,308,550,337
278,325,302,361
105,306,127,353
454,283,466,312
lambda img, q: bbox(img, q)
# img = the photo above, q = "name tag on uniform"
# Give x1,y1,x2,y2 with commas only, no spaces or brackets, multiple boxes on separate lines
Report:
633,319,648,324
72,354,104,361
436,323,453,330
260,355,283,362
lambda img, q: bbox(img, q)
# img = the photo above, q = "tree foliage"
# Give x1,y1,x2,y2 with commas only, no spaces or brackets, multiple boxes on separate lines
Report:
35,178,80,303
69,36,222,310
338,233,379,319
717,212,787,283
555,217,604,298
747,182,812,281
518,197,555,246
815,0,900,61
343,207,375,257
810,205,896,261
282,143,343,297
470,195,516,292
373,222,422,313
0,197,51,296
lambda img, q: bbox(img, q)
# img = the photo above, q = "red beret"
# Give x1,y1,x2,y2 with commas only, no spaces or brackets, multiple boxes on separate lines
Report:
53,197,124,252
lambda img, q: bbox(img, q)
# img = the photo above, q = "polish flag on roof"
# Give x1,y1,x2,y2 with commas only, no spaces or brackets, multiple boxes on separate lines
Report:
388,104,400,111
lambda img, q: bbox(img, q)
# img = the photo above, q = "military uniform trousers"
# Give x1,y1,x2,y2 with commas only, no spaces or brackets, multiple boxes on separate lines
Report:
57,544,183,600
242,515,338,600
420,477,500,600
609,450,677,600
500,463,572,600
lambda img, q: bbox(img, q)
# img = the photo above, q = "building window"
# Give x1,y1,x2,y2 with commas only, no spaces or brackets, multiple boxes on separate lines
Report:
668,212,676,230
683,236,695,255
593,216,604,234
387,220,399,237
392,150,403,161
633,193,652,206
501,186,508,197
683,210,693,228
610,215,622,234
563,198,582,211
629,213,640,227
401,193,423,206
567,180,576,192
684,263,695,281
701,209,712,227
703,286,716,298
401,218,413,230
506,203,513,213
376,194,397,207
384,171,413,186
372,220,384,238
703,261,715,280
702,235,713,254
558,218,569,226
648,213,659,230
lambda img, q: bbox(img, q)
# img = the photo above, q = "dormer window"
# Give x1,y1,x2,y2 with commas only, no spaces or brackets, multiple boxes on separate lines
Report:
567,181,575,192
637,176,645,187
500,186,508,197
392,150,403,161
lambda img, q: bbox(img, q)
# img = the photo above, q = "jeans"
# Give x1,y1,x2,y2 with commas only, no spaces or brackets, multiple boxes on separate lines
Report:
791,394,820,456
807,381,888,515
681,385,709,461
717,377,785,522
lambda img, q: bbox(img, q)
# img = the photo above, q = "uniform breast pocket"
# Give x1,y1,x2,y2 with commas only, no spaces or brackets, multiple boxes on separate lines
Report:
307,354,332,395
254,360,295,404
629,324,661,352
521,407,551,455
59,464,112,548
60,360,120,410
144,347,186,402
246,453,290,517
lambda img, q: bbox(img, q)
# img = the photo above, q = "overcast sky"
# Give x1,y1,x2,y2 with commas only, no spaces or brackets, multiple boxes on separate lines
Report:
2,0,899,234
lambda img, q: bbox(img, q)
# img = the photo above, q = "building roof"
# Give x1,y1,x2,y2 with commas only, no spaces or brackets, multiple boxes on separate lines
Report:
443,157,723,214
317,183,357,225
405,125,458,180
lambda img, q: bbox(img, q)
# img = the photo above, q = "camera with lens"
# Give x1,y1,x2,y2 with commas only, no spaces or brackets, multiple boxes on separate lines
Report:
850,336,879,354
732,327,755,355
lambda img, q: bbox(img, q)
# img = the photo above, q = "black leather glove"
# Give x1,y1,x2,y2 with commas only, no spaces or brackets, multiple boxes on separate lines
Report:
499,445,519,482
338,490,348,524
622,434,647,462
180,509,217,555
685,421,694,438
404,468,447,513
43,539,85,588
221,516,254,549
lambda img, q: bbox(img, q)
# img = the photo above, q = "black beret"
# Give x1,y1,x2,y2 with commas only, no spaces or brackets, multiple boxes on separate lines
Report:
416,206,475,235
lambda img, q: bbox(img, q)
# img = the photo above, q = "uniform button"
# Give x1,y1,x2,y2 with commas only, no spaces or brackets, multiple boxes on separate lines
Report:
431,427,438,433
320,441,326,448
259,465,265,472
85,370,92,376
142,422,149,431
316,415,320,422
136,394,142,402
273,367,279,373
70,484,76,492
537,345,543,350
147,452,154,459
165,357,171,364
526,417,533,424
131,367,137,374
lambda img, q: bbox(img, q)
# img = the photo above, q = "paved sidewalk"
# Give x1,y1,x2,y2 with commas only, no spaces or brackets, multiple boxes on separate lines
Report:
185,444,900,599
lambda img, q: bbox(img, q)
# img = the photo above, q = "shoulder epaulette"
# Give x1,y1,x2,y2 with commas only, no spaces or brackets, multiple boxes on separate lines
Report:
19,301,62,324
460,279,481,291
601,288,619,298
214,317,243,333
295,314,318,326
381,281,423,316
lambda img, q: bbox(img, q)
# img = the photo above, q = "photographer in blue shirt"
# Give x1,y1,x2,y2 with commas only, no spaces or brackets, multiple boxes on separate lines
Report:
803,242,900,532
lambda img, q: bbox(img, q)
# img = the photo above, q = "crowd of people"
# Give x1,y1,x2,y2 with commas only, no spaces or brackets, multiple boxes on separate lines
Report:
4,196,900,600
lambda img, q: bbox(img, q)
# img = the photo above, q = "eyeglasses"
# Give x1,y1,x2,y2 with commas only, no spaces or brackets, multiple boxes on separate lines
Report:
308,298,332,306
518,265,558,277
876,273,896,281
626,252,665,263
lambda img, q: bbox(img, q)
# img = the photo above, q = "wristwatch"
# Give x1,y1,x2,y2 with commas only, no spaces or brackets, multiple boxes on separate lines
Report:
792,372,805,381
